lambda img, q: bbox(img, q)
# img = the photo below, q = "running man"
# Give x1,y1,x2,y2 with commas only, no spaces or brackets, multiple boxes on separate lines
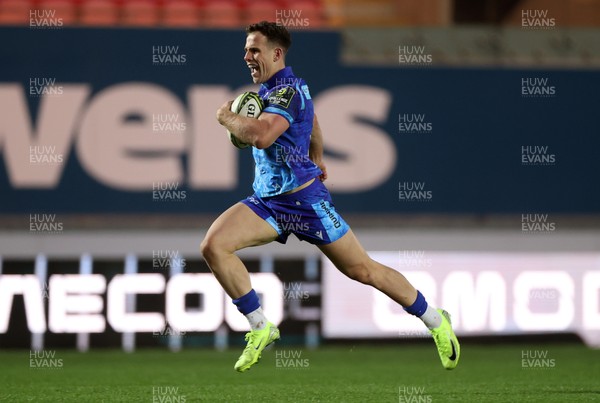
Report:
202,21,460,372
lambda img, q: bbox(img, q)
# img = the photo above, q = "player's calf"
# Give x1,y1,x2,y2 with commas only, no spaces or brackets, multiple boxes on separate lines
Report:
340,260,375,285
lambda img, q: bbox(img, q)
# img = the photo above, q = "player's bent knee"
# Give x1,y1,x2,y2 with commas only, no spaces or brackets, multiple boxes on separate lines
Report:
200,235,230,263
199,237,212,261
343,261,375,286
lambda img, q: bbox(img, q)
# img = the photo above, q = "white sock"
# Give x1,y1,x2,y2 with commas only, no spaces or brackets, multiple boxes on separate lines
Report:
420,305,442,329
245,307,267,331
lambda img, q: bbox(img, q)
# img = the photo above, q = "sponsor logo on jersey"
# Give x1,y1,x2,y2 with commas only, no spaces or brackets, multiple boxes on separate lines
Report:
268,86,296,108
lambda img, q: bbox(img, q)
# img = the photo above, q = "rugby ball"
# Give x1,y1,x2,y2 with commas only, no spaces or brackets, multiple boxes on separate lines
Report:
227,92,264,149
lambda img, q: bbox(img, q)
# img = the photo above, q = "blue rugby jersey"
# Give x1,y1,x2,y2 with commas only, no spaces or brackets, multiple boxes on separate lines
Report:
253,66,322,197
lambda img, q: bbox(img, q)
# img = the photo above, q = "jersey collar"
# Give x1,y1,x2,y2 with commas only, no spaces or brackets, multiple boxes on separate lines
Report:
261,66,295,90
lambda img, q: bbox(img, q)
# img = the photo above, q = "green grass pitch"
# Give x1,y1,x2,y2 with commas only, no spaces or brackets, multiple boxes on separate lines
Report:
2,342,599,402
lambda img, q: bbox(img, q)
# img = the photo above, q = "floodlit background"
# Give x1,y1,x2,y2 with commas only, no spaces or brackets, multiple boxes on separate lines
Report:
1,0,599,401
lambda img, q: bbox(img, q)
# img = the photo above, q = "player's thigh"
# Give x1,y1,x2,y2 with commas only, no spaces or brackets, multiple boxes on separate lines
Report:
202,202,278,253
317,229,372,277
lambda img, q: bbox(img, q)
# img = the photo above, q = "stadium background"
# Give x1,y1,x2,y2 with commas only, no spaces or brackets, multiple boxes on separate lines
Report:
1,0,600,402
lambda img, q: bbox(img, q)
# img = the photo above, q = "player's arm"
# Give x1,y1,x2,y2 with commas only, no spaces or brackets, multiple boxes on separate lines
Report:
216,102,289,149
309,114,328,181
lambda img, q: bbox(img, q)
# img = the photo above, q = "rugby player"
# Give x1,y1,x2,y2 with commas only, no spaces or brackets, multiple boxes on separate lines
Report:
202,21,460,372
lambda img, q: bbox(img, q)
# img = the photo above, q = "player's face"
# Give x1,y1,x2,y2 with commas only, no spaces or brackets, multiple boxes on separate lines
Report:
244,32,279,84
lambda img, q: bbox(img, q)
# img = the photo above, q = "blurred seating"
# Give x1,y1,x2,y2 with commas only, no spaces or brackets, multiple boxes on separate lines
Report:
285,0,325,28
122,0,159,27
162,0,201,28
38,0,78,26
202,0,241,28
0,0,32,25
2,0,600,29
0,0,332,29
80,0,119,26
245,0,278,25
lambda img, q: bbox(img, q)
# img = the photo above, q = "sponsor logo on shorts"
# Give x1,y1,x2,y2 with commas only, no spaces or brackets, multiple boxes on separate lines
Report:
319,201,341,228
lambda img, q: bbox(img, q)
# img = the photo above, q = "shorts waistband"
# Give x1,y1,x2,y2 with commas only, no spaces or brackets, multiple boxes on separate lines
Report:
263,177,322,202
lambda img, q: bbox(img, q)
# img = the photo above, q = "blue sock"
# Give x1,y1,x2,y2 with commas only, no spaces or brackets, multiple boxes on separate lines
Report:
232,289,260,315
403,290,428,317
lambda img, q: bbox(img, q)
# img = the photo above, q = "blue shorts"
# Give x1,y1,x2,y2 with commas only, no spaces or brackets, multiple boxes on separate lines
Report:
241,179,350,245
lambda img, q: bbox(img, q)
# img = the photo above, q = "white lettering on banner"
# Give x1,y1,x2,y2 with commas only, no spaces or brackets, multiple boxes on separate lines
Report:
513,271,574,331
442,271,506,331
0,83,396,192
0,273,283,334
582,271,600,330
3,254,598,345
313,86,395,192
0,84,90,187
322,252,600,347
0,275,46,333
107,274,166,332
165,273,224,331
187,86,237,189
49,275,106,333
77,83,187,190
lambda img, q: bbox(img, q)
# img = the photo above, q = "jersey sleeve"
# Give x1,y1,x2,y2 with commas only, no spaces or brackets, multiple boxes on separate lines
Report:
263,85,302,125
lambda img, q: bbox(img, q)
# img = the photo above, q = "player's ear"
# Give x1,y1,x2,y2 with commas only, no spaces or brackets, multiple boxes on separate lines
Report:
273,47,283,62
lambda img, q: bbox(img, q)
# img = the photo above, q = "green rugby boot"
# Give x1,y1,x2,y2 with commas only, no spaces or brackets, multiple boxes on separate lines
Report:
429,309,460,370
234,322,280,372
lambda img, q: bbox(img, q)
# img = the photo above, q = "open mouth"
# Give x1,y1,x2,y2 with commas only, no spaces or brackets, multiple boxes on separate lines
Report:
248,64,259,77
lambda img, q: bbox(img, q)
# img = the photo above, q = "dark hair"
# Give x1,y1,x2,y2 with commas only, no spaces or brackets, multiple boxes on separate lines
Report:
246,21,292,53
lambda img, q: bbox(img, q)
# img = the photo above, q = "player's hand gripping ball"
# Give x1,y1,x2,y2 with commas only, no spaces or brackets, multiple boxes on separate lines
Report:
227,92,264,149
